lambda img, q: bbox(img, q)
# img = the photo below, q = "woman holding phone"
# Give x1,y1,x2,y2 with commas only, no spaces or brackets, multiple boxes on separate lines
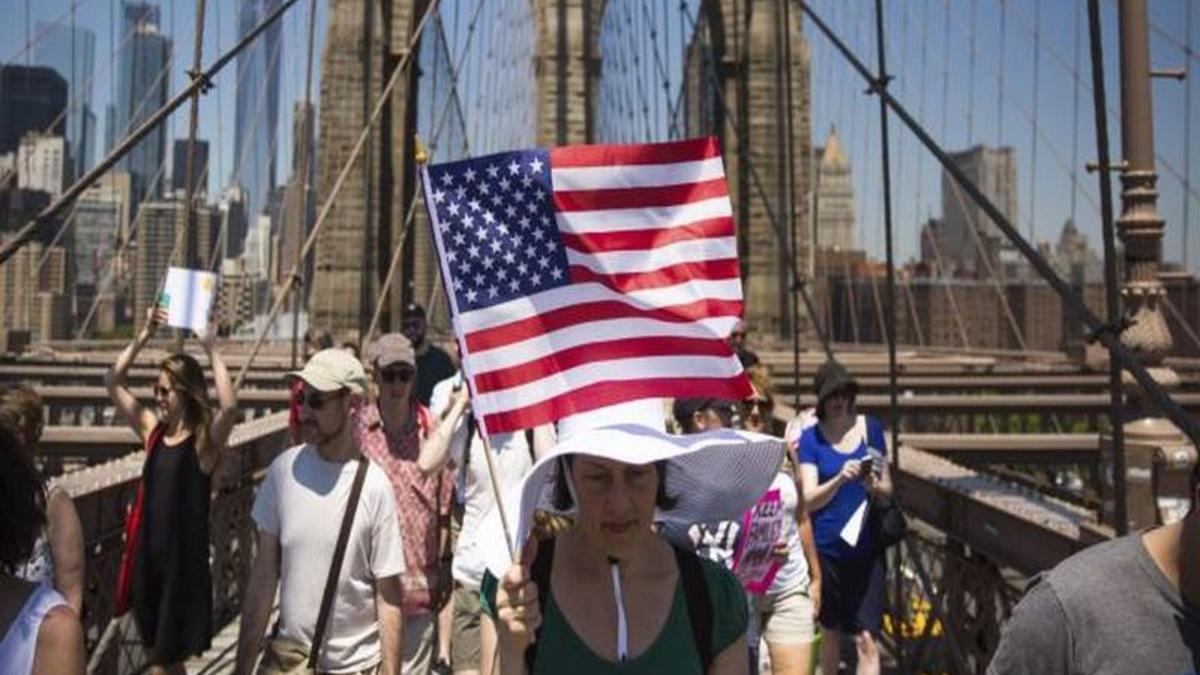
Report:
796,360,892,675
105,305,239,674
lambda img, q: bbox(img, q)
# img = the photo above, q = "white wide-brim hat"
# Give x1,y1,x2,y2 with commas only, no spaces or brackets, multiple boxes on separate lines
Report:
478,422,785,578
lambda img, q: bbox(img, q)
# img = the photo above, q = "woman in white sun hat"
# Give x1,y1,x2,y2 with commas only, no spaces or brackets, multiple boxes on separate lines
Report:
477,412,784,675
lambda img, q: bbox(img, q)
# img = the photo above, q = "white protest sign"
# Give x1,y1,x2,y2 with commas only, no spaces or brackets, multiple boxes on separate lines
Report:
161,267,218,336
840,498,868,547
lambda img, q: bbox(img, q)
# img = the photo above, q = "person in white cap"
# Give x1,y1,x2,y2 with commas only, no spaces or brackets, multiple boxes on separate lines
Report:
235,349,406,675
478,423,785,675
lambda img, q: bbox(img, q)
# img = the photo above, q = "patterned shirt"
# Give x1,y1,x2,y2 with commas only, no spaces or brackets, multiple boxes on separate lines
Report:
355,402,453,615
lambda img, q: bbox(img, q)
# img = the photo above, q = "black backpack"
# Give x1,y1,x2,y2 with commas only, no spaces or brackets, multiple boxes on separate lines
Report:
524,538,715,672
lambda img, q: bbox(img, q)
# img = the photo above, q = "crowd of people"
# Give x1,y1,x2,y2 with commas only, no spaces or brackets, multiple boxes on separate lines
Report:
0,304,1197,674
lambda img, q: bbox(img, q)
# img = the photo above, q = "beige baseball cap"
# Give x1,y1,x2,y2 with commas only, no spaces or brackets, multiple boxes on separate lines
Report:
367,333,416,370
286,348,368,394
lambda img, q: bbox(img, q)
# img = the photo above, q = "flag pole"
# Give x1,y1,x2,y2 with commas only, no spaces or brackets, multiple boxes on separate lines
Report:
416,146,520,565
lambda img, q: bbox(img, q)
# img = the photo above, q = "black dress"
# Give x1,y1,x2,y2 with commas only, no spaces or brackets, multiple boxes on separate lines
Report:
132,433,213,664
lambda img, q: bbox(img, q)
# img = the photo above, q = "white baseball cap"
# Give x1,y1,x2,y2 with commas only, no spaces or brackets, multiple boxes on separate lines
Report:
286,348,368,394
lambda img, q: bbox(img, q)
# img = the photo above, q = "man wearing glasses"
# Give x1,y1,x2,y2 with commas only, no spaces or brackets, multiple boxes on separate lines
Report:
357,333,455,674
236,348,405,674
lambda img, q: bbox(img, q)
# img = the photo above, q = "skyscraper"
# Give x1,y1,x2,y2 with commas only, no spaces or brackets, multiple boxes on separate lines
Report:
0,66,67,155
171,138,209,197
115,2,171,205
34,23,96,178
941,145,1018,277
17,134,69,197
232,0,282,224
813,127,856,251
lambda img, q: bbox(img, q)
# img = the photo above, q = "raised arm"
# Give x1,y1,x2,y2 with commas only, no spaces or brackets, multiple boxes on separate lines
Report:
798,459,861,513
46,488,85,616
200,326,239,470
235,529,280,675
419,384,470,476
104,306,165,442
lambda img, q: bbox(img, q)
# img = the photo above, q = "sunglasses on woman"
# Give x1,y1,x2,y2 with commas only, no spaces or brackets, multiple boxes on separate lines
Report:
741,397,773,414
379,367,415,384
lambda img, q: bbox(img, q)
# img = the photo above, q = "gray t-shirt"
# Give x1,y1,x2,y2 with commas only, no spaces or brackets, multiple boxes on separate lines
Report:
987,532,1199,675
253,445,406,674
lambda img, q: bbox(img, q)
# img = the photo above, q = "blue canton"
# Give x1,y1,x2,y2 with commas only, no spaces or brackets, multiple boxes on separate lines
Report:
427,149,571,311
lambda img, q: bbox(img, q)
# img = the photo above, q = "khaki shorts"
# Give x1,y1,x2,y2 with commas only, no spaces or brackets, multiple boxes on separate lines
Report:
451,584,482,670
753,583,816,645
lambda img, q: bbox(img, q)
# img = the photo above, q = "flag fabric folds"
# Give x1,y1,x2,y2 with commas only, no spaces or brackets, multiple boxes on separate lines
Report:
421,137,751,436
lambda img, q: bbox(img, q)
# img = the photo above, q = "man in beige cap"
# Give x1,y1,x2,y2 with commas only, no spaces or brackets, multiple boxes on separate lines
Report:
236,348,406,674
357,334,455,674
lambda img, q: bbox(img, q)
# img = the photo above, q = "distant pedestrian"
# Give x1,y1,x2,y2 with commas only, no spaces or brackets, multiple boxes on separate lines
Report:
106,308,239,673
0,386,84,616
0,423,85,675
359,333,455,673
988,466,1200,674
797,360,891,675
401,303,456,407
235,349,405,674
729,320,759,369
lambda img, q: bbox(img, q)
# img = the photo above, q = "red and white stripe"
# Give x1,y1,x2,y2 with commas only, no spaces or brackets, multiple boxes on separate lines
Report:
456,137,750,434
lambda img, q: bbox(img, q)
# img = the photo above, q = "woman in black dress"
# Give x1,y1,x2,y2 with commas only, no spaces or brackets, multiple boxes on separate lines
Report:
105,306,238,674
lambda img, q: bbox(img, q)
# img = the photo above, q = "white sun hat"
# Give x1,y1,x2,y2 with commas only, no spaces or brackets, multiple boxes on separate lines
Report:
478,421,785,578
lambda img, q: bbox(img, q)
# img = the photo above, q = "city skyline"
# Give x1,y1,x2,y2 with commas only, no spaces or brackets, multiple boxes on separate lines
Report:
0,0,1196,274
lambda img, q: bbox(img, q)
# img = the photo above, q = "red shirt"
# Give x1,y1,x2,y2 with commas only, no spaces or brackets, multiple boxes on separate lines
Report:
354,402,452,615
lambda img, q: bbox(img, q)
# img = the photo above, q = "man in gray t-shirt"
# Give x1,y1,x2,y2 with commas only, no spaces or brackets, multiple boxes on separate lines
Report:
989,476,1200,675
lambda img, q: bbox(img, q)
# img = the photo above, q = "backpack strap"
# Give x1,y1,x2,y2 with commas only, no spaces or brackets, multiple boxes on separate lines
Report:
523,537,557,673
673,546,715,672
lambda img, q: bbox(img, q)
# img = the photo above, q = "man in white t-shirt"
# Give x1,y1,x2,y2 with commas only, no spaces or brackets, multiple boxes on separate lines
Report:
235,349,406,675
422,370,547,675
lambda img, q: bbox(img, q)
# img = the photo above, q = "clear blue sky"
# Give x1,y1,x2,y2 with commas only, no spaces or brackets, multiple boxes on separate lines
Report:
2,0,1196,273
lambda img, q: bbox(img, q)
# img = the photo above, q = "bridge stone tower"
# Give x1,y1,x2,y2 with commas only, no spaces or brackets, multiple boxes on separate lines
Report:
310,0,427,341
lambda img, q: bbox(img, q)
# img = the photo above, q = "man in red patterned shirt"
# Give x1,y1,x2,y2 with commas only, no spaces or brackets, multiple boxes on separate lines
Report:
356,333,455,674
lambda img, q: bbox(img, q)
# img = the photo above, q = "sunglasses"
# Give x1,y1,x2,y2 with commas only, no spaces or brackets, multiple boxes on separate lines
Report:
380,367,415,384
742,397,773,414
297,389,345,410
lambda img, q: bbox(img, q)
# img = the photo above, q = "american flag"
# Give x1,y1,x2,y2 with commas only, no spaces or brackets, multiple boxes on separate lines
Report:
422,137,751,435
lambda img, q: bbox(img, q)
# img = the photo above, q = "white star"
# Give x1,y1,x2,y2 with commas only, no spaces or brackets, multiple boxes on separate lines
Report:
486,164,500,179
497,269,509,281
521,175,533,188
497,223,510,237
481,256,495,270
517,216,530,229
461,214,475,229
488,286,500,298
468,200,481,212
432,189,446,204
540,215,552,227
440,173,454,187
525,202,539,214
513,191,526,204
474,227,488,240
446,249,458,263
530,272,542,286
531,229,546,241
503,251,517,265
489,239,503,253
467,244,480,258
478,182,491,195
525,244,539,259
529,157,544,174
504,205,517,218
466,288,478,303
447,202,461,216
452,279,463,292
455,187,467,201
464,168,477,183
517,262,529,276
458,261,471,276
498,177,511,192
439,219,452,233
482,211,496,224
509,279,521,293
537,255,551,269
508,160,521,175
453,232,467,246
550,267,564,280
474,272,486,287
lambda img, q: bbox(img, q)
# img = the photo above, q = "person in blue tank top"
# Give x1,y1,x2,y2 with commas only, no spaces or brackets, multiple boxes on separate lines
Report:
797,360,892,675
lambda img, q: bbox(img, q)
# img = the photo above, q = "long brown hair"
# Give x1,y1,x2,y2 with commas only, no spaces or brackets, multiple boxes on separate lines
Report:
160,354,213,456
